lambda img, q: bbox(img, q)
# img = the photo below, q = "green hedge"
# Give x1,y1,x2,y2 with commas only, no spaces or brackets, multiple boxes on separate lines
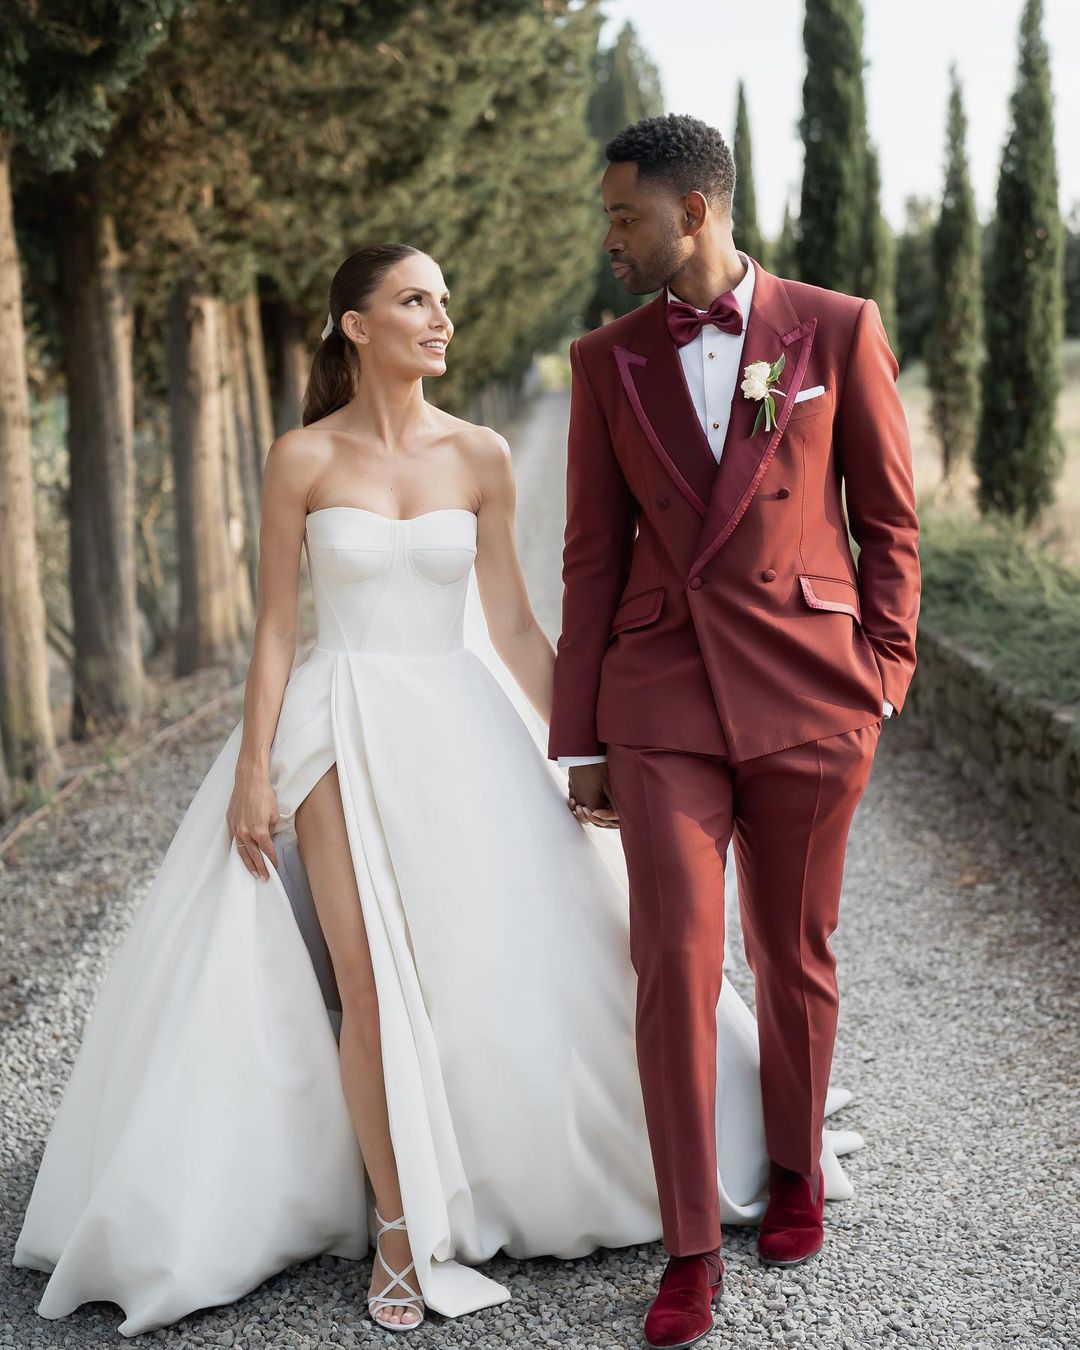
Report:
917,516,1080,708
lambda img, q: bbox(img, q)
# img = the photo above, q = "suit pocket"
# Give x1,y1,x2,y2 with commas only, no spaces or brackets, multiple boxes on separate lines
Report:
610,586,665,635
798,574,861,624
785,385,834,423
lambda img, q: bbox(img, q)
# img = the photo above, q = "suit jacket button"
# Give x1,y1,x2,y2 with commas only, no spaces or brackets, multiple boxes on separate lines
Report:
761,569,777,582
776,487,791,499
689,576,703,590
657,495,670,509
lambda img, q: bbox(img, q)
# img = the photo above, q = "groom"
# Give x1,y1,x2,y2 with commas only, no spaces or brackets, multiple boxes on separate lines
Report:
549,114,919,1349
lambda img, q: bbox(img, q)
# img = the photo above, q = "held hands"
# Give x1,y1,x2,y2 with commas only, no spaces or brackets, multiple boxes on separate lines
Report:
567,762,620,830
226,768,280,880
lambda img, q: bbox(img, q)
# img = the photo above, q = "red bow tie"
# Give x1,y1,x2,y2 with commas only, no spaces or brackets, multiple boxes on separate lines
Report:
666,291,743,347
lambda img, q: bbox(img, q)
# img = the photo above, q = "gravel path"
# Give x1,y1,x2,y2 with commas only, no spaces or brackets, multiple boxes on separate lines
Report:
2,389,1077,1348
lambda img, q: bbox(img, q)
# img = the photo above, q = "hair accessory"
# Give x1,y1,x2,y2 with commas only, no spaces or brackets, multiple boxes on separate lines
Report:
321,311,334,340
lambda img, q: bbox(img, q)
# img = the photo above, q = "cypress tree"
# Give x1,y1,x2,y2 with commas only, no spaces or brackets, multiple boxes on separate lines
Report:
426,1,603,401
53,174,148,737
588,21,662,142
0,1,179,787
857,144,896,342
772,199,799,279
93,0,600,675
584,21,663,327
894,197,936,365
927,66,982,481
976,0,1064,522
103,2,269,673
796,0,866,292
1063,204,1080,338
243,0,602,400
732,81,766,266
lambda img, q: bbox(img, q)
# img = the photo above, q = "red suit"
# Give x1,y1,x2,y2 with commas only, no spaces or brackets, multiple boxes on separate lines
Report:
548,256,920,1256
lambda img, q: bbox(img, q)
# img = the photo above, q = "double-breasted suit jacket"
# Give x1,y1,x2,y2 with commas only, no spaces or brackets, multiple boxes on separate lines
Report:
548,256,921,764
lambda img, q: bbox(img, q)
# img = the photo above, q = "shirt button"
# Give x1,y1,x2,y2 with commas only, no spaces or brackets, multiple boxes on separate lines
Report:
707,351,716,360
689,577,703,590
761,569,777,582
776,487,791,499
657,495,669,509
711,421,720,429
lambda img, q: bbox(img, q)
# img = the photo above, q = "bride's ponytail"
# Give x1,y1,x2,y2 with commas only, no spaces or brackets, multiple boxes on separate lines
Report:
301,242,423,426
302,324,357,426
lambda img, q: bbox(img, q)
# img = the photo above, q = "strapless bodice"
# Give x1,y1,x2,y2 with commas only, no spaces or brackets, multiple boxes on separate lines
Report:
303,507,478,656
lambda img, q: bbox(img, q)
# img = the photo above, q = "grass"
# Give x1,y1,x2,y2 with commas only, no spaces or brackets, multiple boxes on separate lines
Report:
916,515,1080,709
897,339,1080,711
901,339,1080,567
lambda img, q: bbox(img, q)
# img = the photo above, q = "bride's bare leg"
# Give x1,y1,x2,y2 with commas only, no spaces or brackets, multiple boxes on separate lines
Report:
295,765,420,1327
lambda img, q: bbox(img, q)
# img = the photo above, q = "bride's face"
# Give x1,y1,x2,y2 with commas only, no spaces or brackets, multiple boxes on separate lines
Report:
345,255,453,379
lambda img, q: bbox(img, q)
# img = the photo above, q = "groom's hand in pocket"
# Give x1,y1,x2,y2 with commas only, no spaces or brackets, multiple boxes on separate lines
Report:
567,763,620,829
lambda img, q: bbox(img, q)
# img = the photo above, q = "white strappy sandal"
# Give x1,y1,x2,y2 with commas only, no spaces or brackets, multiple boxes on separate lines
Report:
367,1209,426,1332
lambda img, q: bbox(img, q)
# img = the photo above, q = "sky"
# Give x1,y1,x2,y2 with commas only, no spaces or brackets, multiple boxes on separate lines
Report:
599,0,1079,235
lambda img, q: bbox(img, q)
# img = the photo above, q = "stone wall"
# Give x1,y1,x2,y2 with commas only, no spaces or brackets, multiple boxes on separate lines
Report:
905,627,1080,881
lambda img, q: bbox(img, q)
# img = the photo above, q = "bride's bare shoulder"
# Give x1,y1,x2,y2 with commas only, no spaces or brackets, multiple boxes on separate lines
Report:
263,425,336,495
437,411,511,471
444,417,513,509
266,424,337,468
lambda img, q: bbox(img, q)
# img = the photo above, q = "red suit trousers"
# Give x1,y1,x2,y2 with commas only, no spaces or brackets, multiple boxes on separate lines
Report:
606,721,880,1256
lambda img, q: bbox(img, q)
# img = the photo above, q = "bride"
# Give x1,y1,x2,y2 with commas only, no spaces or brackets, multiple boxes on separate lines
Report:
13,244,862,1338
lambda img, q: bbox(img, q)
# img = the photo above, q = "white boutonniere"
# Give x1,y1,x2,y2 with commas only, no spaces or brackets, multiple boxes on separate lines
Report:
741,354,787,435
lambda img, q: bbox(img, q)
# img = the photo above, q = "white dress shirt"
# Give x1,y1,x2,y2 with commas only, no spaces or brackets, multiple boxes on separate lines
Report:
670,252,757,462
559,253,891,769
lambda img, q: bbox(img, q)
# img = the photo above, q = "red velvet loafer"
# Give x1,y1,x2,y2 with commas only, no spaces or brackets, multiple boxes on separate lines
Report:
643,1252,724,1349
758,1161,825,1266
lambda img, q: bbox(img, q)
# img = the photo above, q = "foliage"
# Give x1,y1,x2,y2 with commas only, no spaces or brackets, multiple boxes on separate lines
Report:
1063,202,1080,338
919,515,1080,708
0,0,179,167
772,198,798,279
583,21,662,328
97,0,603,408
587,20,662,145
732,80,765,266
856,143,896,341
976,0,1065,522
893,197,936,366
796,0,866,292
926,66,982,481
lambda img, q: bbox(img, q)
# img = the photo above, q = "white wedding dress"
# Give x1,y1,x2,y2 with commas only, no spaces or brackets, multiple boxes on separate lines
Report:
13,506,863,1337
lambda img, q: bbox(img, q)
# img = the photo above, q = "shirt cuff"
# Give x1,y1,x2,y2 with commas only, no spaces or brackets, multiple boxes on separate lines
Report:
557,754,608,768
883,698,895,718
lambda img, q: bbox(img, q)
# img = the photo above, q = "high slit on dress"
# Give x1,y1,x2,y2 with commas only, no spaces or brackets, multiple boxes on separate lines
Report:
13,507,863,1337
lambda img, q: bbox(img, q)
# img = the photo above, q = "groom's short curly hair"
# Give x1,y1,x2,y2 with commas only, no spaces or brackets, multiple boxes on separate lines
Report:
605,114,735,214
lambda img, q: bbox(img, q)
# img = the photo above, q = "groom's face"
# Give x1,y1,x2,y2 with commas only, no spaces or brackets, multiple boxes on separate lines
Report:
601,161,686,296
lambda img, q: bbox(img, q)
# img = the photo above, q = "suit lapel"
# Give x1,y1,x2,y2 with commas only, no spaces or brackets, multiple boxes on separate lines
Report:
613,294,717,516
610,259,817,567
689,263,816,579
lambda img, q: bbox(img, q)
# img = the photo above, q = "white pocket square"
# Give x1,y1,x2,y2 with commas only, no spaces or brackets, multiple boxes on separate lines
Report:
793,384,826,404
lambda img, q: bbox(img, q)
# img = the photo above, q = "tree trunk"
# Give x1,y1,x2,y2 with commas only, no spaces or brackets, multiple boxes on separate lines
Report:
219,303,257,616
165,280,242,675
272,302,310,435
56,180,144,738
224,301,261,594
135,484,170,655
240,290,274,472
0,715,13,819
0,139,59,785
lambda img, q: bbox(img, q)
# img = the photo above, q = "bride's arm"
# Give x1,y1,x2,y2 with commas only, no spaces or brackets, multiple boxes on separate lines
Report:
471,428,556,725
228,432,317,879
